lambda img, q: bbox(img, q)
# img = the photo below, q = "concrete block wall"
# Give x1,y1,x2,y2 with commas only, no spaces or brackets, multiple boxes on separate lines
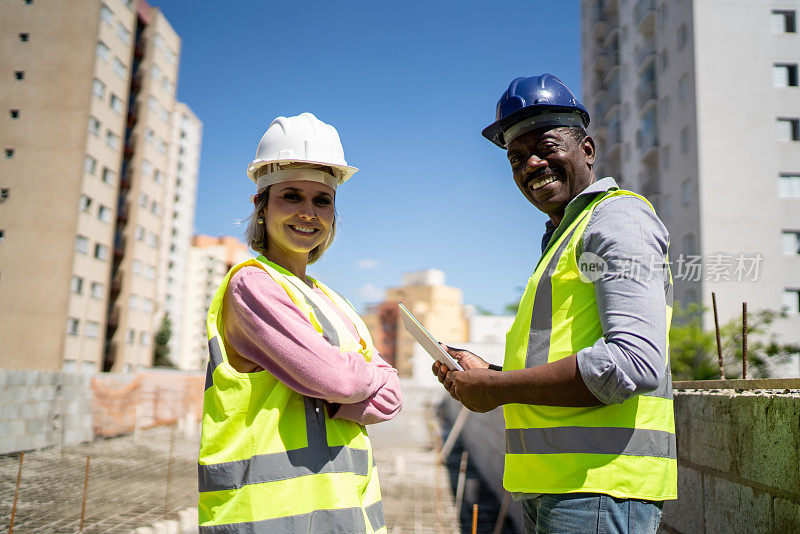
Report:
0,369,93,454
662,390,800,534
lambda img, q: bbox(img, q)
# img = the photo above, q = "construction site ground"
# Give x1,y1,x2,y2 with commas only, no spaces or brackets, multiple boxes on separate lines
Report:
0,386,511,533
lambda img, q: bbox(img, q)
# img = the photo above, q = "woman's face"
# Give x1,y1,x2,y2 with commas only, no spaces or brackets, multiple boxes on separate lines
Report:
263,180,336,263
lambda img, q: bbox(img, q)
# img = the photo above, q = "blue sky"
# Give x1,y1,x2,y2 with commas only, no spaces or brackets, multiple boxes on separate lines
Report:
154,0,582,314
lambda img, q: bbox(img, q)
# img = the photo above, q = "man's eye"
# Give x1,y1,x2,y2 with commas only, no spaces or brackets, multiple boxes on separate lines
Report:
314,197,331,206
283,193,300,201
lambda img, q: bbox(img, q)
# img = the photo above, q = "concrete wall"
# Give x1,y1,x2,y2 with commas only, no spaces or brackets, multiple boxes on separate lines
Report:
0,369,93,455
662,390,800,533
442,398,525,533
445,389,800,534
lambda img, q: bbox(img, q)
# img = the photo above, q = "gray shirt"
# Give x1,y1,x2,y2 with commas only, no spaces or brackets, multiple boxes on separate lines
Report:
547,177,671,405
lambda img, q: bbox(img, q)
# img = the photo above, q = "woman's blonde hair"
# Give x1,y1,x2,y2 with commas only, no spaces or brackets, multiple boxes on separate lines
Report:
243,178,337,265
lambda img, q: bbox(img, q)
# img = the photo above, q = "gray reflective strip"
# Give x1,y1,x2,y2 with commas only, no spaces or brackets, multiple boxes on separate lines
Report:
284,276,341,348
304,397,328,448
198,446,369,492
526,219,586,368
199,507,366,534
205,337,223,391
506,426,676,458
365,501,385,531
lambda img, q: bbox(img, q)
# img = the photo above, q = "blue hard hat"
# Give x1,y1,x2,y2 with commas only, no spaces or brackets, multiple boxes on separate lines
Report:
482,74,590,149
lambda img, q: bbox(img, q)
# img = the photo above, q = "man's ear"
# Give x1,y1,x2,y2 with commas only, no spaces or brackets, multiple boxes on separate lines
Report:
583,135,596,168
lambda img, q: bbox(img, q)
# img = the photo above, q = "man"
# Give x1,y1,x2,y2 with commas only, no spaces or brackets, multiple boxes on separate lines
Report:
433,74,676,533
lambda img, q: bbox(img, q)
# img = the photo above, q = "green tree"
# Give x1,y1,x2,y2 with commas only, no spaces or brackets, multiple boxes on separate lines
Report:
152,313,175,368
669,303,799,380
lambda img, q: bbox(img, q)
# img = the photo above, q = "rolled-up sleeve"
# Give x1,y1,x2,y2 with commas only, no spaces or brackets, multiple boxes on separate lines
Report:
576,195,671,405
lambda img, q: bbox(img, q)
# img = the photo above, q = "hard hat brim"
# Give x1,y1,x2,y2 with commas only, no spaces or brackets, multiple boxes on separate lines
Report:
246,158,359,185
482,106,591,149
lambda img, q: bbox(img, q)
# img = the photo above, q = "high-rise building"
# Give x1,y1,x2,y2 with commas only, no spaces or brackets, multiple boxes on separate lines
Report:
581,0,800,374
158,103,202,369
0,0,201,372
178,235,250,371
362,269,468,377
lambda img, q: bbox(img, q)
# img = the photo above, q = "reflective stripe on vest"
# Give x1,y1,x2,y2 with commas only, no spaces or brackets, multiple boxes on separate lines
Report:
199,257,384,532
502,189,677,501
198,507,366,534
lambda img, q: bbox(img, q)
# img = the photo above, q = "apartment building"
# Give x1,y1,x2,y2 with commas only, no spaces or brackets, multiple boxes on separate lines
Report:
178,235,250,371
362,269,468,377
581,0,800,372
0,0,201,372
158,103,202,369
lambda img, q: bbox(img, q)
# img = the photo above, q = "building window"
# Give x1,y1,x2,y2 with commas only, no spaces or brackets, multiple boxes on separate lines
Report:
110,94,123,114
88,116,100,136
84,155,96,174
659,49,668,72
782,230,800,255
141,159,152,177
100,3,114,26
138,193,148,207
94,243,108,261
75,235,89,254
680,126,690,152
151,201,161,216
92,78,106,99
777,118,800,141
779,174,800,198
676,23,687,50
771,10,797,33
19,33,29,42
661,144,670,168
67,318,80,336
783,289,800,315
85,321,100,339
773,64,799,87
132,259,142,275
678,74,689,100
112,57,126,79
662,195,672,219
147,232,158,247
70,275,84,294
140,332,150,346
135,225,145,240
98,205,112,223
96,41,110,62
126,329,136,344
101,167,115,184
129,294,139,309
116,22,131,45
4,149,14,158
10,109,20,119
14,71,24,80
154,170,163,184
683,232,697,256
0,188,9,202
79,194,92,212
658,2,668,26
151,64,162,80
681,179,692,205
157,138,167,153
145,265,156,280
105,130,120,149
145,128,155,143
91,282,104,299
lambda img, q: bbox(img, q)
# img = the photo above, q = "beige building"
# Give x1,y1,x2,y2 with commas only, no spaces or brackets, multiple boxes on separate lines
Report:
581,0,800,375
0,0,200,372
363,269,468,377
178,235,250,371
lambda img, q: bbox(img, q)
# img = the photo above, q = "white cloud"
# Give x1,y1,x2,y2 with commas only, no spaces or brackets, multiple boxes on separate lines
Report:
356,259,380,269
357,283,385,302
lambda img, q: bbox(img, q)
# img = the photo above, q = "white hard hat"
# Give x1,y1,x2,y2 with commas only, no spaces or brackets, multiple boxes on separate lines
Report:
247,113,358,191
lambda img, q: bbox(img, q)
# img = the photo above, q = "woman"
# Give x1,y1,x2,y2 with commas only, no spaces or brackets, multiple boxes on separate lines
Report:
198,113,402,533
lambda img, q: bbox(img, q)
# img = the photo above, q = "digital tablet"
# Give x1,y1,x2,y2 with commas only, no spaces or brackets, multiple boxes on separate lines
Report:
398,303,464,371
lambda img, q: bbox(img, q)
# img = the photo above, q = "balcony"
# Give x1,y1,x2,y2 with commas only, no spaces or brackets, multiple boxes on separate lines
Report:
635,44,656,71
636,78,657,109
110,271,124,298
634,0,656,34
636,126,659,162
116,200,129,224
114,234,127,259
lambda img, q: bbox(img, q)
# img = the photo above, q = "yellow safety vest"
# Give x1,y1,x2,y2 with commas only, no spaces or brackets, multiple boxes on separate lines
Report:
198,256,387,533
503,190,677,501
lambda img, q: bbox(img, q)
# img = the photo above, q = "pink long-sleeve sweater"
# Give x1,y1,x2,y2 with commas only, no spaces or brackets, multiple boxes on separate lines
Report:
222,266,402,425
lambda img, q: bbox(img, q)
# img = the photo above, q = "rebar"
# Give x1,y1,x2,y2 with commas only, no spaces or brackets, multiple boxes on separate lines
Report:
80,455,90,531
471,504,478,534
742,302,748,379
712,292,724,379
454,451,469,515
9,452,23,534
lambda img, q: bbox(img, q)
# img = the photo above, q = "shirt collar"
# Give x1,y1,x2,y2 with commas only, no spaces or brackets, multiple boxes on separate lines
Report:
543,176,619,232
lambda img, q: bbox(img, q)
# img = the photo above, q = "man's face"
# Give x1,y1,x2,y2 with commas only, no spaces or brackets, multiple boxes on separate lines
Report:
506,126,596,221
